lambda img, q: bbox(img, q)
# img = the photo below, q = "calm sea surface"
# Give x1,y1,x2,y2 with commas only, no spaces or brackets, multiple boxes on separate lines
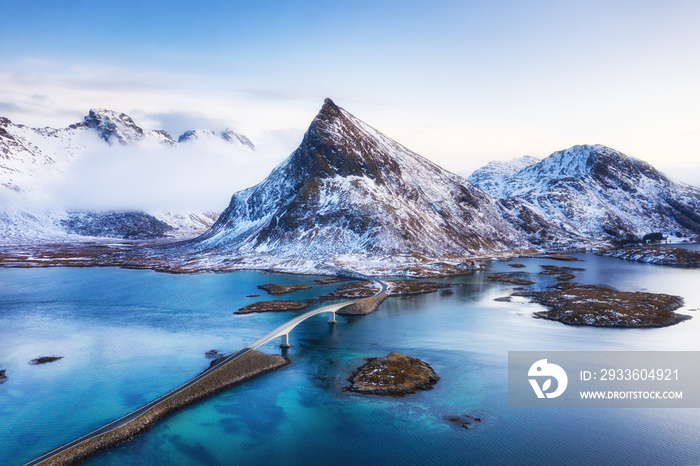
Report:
1,252,700,465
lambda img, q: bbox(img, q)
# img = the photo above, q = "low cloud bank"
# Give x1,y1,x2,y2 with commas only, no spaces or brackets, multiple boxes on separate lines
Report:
9,134,296,213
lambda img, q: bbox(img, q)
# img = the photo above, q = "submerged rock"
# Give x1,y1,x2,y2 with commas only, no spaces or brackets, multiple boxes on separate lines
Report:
0,369,6,384
444,414,482,429
205,350,224,359
29,356,63,365
347,352,439,396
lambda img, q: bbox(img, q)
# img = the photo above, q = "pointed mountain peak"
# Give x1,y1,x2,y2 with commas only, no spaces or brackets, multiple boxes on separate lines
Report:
82,108,144,145
290,99,411,183
311,97,347,129
193,98,526,261
319,97,340,115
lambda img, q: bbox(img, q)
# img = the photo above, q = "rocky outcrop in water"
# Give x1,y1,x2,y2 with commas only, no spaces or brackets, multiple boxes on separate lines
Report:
347,352,439,396
235,301,307,314
257,283,312,295
29,356,63,365
514,284,688,327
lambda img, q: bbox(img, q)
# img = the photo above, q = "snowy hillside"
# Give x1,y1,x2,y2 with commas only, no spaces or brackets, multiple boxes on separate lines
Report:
0,110,246,244
466,155,539,198
469,144,700,246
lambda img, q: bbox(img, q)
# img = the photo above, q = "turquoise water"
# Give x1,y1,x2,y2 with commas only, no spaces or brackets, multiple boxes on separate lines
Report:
1,254,700,465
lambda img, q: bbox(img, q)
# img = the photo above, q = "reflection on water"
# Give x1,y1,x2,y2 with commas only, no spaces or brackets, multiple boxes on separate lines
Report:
1,254,699,465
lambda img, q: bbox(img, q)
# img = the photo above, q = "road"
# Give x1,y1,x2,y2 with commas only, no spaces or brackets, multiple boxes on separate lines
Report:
25,276,387,466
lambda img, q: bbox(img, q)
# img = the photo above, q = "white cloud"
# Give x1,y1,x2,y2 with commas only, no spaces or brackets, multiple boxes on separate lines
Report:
11,135,290,213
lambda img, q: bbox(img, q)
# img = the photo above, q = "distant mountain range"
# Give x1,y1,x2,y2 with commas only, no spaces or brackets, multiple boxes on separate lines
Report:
0,109,253,244
2,99,699,269
468,144,700,247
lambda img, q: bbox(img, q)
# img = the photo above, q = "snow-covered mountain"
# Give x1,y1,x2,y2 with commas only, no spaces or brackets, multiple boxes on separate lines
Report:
467,155,539,198
469,144,700,246
0,109,248,244
178,128,255,150
184,98,529,260
80,109,176,146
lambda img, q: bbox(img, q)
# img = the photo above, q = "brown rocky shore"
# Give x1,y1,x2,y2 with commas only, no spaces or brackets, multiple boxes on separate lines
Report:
34,350,288,466
336,293,387,316
597,245,700,267
347,352,439,396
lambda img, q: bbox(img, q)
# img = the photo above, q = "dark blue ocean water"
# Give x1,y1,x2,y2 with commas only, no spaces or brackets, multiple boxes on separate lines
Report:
1,253,699,465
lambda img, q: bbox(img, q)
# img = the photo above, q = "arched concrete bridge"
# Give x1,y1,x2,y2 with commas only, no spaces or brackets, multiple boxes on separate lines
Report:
24,275,387,466
247,277,387,349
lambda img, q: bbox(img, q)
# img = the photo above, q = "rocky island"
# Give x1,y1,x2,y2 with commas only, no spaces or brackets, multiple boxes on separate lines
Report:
487,272,535,286
347,352,439,396
257,283,312,295
513,283,689,327
235,301,308,314
316,280,451,301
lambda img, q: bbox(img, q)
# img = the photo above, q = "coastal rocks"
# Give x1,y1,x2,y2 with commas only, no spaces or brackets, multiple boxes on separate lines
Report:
444,414,482,429
29,356,63,365
598,246,700,267
347,352,439,396
336,293,387,316
257,283,312,295
514,284,689,328
486,272,535,286
314,277,349,285
235,301,307,314
508,263,526,268
205,350,224,359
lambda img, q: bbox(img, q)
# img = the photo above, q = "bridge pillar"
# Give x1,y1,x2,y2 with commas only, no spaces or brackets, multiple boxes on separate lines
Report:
280,333,290,348
328,311,336,324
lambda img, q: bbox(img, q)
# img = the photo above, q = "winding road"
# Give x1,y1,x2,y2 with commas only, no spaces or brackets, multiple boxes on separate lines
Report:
24,276,387,466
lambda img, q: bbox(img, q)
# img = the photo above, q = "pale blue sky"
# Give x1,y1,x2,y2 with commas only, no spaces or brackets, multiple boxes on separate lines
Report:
2,0,699,184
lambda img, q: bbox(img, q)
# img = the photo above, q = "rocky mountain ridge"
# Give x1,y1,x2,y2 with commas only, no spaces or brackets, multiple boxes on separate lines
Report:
469,144,700,246
185,98,529,260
